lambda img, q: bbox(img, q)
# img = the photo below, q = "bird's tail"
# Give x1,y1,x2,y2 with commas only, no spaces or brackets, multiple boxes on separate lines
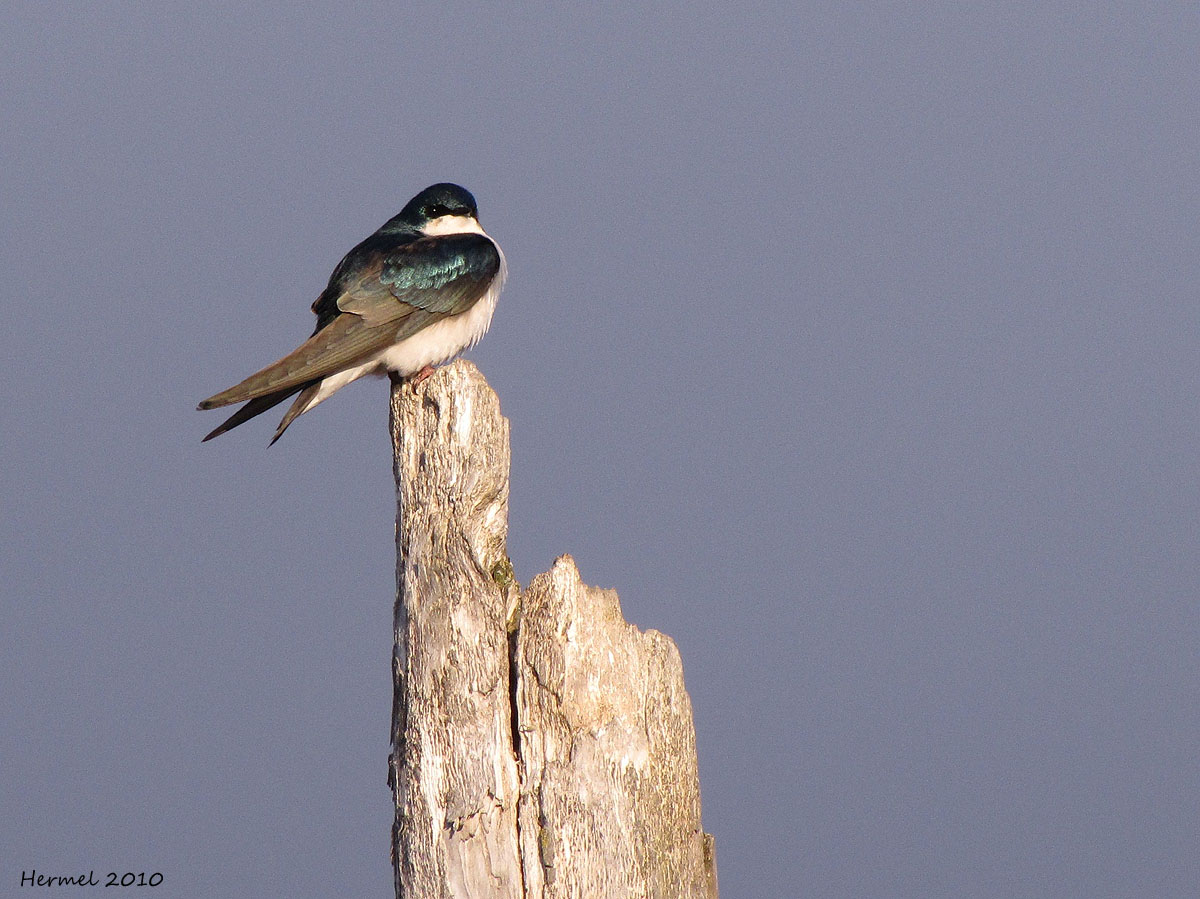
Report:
202,384,309,443
269,384,321,445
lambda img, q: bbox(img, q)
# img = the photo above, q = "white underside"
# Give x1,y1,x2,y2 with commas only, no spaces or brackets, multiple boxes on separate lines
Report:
300,219,505,416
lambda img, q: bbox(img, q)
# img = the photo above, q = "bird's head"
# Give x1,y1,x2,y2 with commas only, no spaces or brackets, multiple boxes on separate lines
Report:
392,183,483,237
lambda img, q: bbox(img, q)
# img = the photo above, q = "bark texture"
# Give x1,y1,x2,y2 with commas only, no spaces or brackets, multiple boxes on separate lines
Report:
389,361,523,898
390,360,717,899
516,556,718,899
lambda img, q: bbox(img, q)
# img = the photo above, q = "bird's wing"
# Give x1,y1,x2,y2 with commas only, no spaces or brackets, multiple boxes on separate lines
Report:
197,310,425,409
336,234,501,324
197,235,500,410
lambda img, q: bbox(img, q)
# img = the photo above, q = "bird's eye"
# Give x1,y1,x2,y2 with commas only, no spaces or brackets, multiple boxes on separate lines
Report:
423,204,449,218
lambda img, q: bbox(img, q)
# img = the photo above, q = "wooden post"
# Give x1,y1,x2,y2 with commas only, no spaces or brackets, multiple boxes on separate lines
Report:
389,361,717,899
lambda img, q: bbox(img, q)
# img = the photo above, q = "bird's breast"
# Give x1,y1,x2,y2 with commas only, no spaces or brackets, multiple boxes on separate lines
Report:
373,253,505,376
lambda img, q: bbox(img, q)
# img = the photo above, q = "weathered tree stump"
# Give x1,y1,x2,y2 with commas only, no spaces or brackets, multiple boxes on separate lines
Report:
389,360,717,899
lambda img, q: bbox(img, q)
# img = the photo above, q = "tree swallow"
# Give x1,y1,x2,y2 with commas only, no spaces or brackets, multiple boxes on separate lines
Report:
198,183,505,443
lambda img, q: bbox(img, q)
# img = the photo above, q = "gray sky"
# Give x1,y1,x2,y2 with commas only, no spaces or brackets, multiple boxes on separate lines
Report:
3,3,1198,897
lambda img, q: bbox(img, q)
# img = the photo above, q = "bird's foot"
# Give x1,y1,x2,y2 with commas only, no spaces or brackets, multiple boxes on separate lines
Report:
411,364,436,387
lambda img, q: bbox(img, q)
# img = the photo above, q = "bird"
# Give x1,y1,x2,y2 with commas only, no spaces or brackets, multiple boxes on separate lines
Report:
197,183,506,444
